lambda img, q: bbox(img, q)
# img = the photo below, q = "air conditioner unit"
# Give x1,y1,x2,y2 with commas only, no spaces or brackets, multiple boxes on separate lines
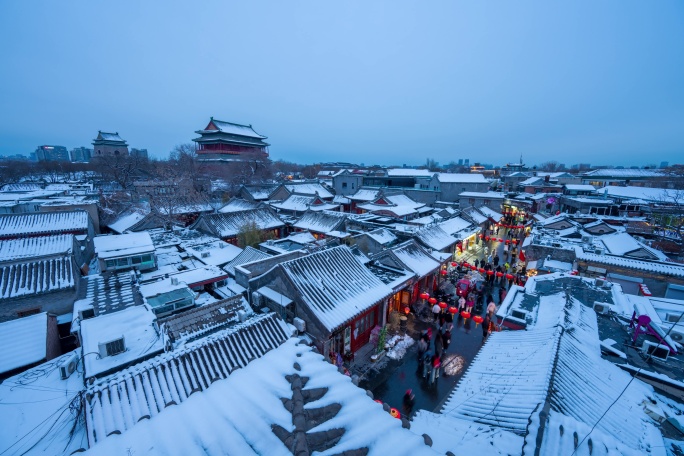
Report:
669,328,684,343
201,251,211,258
593,302,612,314
641,340,669,361
98,336,126,359
581,235,593,244
595,279,606,288
59,351,79,380
665,313,683,324
594,248,605,256
293,317,306,333
238,310,248,323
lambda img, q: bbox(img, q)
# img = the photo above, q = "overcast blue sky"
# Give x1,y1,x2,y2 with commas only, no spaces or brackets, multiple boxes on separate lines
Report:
1,1,683,167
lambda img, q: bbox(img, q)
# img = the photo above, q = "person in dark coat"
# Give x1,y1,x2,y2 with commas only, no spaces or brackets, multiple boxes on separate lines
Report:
482,314,491,341
442,329,451,353
403,389,415,417
434,331,443,360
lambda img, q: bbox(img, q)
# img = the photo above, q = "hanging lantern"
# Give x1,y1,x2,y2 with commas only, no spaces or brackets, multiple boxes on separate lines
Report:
473,315,484,327
440,269,448,276
498,238,504,242
478,233,484,239
512,239,518,245
439,301,448,309
375,399,383,404
429,297,437,305
496,272,503,278
404,306,410,315
420,292,430,300
505,239,511,245
461,311,471,319
451,262,457,267
478,267,485,274
463,262,470,269
484,236,490,242
390,408,401,419
486,270,494,276
470,264,477,270
505,273,514,280
448,306,458,314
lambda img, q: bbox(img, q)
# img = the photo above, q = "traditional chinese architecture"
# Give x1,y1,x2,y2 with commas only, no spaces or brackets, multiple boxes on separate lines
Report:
92,131,129,157
193,117,269,163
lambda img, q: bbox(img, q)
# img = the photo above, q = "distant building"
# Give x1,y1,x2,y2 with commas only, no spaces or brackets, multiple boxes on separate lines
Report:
193,117,269,164
130,148,148,159
660,161,669,169
92,131,129,157
34,145,69,162
70,147,92,162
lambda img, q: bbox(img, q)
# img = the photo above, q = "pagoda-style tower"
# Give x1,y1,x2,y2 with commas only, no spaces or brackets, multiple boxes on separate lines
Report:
92,131,129,157
193,117,269,163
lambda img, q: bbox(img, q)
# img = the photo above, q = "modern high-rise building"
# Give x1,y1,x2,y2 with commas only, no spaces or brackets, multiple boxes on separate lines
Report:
34,145,69,161
70,147,93,162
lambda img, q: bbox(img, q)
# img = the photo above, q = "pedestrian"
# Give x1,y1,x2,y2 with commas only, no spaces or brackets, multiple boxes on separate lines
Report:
499,286,507,303
430,354,441,384
504,262,510,272
482,314,491,341
487,253,493,264
487,301,497,316
403,389,415,417
458,296,466,310
432,301,441,322
466,295,474,312
423,351,432,378
493,255,500,267
444,308,454,330
434,331,443,360
442,329,451,352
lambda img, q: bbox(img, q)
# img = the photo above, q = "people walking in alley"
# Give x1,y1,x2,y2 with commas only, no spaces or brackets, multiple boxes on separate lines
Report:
422,351,432,378
403,389,415,418
417,337,428,373
432,301,441,322
430,354,441,385
466,293,474,313
487,300,497,316
442,328,451,353
487,253,493,264
482,314,491,342
434,331,443,360
493,255,500,267
458,295,466,311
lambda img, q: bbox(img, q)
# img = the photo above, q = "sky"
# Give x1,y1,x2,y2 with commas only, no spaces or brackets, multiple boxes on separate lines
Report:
0,1,683,168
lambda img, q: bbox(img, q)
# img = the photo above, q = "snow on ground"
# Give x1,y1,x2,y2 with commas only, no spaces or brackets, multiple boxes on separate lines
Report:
386,334,415,360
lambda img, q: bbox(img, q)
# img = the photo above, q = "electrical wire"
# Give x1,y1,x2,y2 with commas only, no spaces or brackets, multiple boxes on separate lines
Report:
569,309,684,456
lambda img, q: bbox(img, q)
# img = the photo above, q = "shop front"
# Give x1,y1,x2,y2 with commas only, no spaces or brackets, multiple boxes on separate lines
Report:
328,304,381,359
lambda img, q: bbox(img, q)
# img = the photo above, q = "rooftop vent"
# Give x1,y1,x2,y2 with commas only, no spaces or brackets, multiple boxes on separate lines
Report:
98,336,126,358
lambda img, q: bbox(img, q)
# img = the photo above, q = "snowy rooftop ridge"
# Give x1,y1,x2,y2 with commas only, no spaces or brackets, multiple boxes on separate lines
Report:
0,210,90,238
0,234,73,262
292,210,347,234
414,224,458,251
191,208,285,239
279,246,393,332
84,313,289,446
0,312,48,374
575,247,684,278
0,256,75,299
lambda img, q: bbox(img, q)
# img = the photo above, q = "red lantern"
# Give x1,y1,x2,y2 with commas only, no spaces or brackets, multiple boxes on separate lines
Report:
420,292,430,300
375,399,383,404
478,267,485,274
448,306,458,314
506,273,514,280
478,234,484,239
496,272,503,278
429,297,437,305
390,408,401,419
512,239,518,245
440,269,448,276
451,262,457,267
461,311,471,319
473,315,484,327
498,238,504,242
404,306,410,315
487,270,494,276
470,265,477,270
463,262,470,269
439,301,448,309
485,236,490,242
505,239,511,245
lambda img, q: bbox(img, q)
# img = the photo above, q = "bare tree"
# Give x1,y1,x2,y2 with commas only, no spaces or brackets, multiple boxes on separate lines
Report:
94,153,150,191
539,161,561,172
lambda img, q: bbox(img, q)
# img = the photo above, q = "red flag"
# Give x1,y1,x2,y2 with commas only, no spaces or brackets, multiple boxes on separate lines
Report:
518,249,526,262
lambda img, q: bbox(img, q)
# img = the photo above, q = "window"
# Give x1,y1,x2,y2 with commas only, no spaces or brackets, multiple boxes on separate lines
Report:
141,254,153,263
352,183,355,189
131,256,142,264
105,259,116,269
104,338,125,356
342,182,348,189
117,258,129,267
469,198,475,205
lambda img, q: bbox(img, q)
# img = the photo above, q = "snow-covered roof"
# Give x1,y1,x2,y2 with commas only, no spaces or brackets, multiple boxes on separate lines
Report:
596,185,682,203
219,197,261,213
358,194,425,217
414,225,458,251
201,119,267,139
599,232,650,256
157,203,215,215
80,305,164,378
581,168,665,178
458,191,505,199
292,210,347,234
348,188,380,202
191,209,285,239
0,352,87,454
94,232,155,259
564,196,613,204
387,168,433,177
96,131,126,142
462,207,487,224
184,240,242,266
269,194,339,212
283,182,333,199
436,173,487,183
83,336,437,455
166,265,229,287
0,210,90,238
564,184,596,191
0,313,48,374
139,278,189,299
392,240,440,277
0,234,73,262
477,205,502,221
366,228,398,245
280,246,393,332
108,210,147,234
0,255,75,299
519,176,544,186
223,246,272,276
576,248,684,278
